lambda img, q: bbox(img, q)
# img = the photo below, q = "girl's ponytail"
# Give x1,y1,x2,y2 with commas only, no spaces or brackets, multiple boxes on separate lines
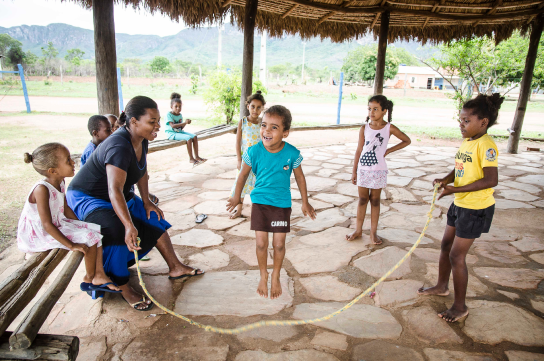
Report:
24,152,33,164
246,90,266,106
387,100,394,123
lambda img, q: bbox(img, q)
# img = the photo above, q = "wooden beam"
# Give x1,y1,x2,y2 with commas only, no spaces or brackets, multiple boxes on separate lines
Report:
374,10,390,95
281,4,299,18
239,0,259,120
370,13,381,28
422,17,430,27
278,0,543,21
148,126,237,153
318,11,336,24
0,252,50,308
0,332,78,361
221,0,235,7
290,123,364,131
488,0,503,14
0,249,67,335
93,0,119,116
507,13,544,153
10,252,83,350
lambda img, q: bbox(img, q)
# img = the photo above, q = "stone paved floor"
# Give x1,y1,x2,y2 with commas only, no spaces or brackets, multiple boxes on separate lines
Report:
1,144,544,361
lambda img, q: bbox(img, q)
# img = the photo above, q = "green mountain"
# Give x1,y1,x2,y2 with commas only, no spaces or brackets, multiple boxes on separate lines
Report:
0,23,436,69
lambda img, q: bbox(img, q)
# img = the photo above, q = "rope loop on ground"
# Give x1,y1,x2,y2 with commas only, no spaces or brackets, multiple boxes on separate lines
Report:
133,184,440,334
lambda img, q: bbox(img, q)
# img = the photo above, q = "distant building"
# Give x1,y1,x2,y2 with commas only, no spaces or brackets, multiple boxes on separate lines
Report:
384,65,461,90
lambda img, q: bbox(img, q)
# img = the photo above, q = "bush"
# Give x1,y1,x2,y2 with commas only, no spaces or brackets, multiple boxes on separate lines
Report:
190,74,199,94
204,69,266,124
44,80,52,86
350,93,358,100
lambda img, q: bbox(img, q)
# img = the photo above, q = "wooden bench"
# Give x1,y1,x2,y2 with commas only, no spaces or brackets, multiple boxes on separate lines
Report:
148,124,237,153
0,250,82,360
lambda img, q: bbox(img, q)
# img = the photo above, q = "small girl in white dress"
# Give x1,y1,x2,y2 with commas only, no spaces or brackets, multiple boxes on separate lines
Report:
17,143,120,293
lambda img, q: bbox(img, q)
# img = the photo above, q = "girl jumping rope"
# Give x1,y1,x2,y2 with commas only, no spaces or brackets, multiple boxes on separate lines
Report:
418,94,503,323
229,91,266,219
18,143,120,294
346,95,411,244
165,92,206,166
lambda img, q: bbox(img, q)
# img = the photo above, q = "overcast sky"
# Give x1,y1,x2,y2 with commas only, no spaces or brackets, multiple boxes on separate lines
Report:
1,0,193,36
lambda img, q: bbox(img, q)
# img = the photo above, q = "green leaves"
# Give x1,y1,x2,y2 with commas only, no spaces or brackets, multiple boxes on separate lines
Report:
149,56,171,74
203,69,267,124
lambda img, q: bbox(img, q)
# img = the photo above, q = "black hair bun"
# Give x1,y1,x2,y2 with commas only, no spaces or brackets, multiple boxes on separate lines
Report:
170,92,182,100
256,90,262,94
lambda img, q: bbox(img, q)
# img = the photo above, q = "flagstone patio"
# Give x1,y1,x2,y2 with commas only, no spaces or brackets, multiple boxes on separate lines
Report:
1,143,543,361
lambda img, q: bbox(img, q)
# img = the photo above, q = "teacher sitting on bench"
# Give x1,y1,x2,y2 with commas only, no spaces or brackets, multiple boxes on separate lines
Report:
67,96,204,311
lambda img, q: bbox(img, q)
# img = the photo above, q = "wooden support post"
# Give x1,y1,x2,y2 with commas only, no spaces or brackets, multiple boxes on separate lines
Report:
506,14,543,154
93,0,119,116
0,252,50,307
10,252,84,350
239,0,259,119
0,249,67,335
0,332,78,361
373,11,390,95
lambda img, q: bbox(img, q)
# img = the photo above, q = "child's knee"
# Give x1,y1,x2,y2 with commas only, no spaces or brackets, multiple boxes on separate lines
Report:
369,196,380,207
358,196,369,206
272,241,285,252
449,251,466,267
256,240,268,252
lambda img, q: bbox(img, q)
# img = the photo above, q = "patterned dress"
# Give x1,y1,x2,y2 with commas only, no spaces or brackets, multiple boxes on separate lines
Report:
231,117,261,198
357,123,391,189
17,180,102,253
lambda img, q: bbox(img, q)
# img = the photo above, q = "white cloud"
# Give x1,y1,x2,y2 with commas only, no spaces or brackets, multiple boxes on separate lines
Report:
0,0,190,36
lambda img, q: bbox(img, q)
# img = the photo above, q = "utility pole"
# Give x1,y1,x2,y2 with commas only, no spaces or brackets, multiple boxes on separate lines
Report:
259,30,267,86
217,25,222,68
301,42,306,83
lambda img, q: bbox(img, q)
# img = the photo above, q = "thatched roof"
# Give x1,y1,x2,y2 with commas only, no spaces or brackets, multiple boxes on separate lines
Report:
71,0,543,43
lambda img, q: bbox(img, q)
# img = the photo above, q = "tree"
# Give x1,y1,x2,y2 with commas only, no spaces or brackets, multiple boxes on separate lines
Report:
7,43,25,69
41,41,58,74
149,56,171,75
65,48,85,74
342,45,400,83
204,69,266,124
0,34,22,69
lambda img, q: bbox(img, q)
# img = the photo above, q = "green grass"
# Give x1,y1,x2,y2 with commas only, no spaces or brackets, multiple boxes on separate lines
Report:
399,124,543,140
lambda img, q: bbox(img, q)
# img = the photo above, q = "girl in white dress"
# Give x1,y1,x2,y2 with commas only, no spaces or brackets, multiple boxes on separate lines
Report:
17,143,120,293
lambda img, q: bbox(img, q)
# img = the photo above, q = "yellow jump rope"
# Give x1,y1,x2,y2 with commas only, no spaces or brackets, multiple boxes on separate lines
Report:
133,184,440,335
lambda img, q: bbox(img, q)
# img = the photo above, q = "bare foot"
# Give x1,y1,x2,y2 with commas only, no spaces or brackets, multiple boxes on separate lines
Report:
346,229,362,241
370,232,382,245
417,285,450,296
257,273,269,298
438,306,469,322
270,273,282,299
230,205,243,219
92,275,120,291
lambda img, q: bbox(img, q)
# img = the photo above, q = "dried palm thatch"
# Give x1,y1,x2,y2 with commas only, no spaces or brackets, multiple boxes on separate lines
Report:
68,0,543,43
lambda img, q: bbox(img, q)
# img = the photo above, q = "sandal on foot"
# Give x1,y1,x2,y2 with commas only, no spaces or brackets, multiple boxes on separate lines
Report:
80,282,93,292
87,290,105,300
168,268,205,280
140,254,151,261
89,282,122,293
149,194,159,206
195,214,208,223
123,296,154,311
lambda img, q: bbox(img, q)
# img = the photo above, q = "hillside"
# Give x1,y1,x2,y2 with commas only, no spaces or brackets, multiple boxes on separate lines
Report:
0,23,437,69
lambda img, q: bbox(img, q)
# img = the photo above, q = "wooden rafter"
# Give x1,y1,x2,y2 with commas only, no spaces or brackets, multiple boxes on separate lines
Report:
318,11,336,24
221,0,235,7
281,4,298,18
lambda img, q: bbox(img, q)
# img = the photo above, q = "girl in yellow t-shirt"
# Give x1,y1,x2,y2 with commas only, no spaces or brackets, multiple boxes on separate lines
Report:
418,93,503,323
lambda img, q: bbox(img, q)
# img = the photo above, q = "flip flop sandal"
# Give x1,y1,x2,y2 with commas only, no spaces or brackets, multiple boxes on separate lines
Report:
88,282,122,293
123,296,154,311
192,160,202,168
149,194,159,206
140,254,151,261
80,282,93,292
168,268,205,280
197,159,208,164
195,214,208,223
87,290,105,300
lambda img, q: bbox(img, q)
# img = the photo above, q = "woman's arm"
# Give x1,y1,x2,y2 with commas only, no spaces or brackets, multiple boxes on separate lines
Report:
226,163,251,212
136,170,164,221
293,166,317,219
385,124,411,156
106,164,140,251
235,120,243,170
351,125,365,185
437,167,498,200
34,185,87,254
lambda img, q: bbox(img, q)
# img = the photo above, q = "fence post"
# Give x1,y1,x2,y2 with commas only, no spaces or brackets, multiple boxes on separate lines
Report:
117,67,124,112
17,64,31,113
337,72,344,124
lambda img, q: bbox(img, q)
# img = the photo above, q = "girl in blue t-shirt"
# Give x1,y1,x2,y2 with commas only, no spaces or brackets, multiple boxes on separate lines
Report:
166,92,206,166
